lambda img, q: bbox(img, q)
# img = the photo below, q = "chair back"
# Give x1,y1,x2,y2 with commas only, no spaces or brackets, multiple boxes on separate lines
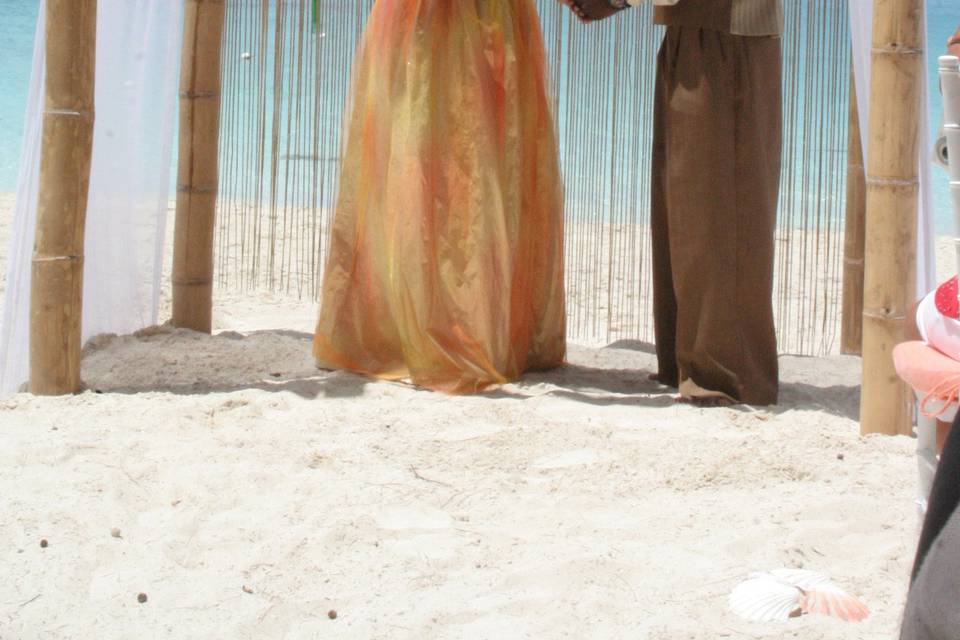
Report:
939,56,960,277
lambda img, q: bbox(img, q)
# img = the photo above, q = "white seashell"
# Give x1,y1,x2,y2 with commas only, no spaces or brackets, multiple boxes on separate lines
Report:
729,575,802,622
730,570,870,623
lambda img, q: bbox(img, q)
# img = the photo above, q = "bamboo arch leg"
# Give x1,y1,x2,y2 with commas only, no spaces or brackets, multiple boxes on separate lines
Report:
172,0,226,333
29,0,97,395
841,68,866,356
860,0,924,436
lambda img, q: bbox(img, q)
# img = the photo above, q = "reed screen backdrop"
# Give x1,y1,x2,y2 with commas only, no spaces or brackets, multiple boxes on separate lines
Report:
215,0,851,355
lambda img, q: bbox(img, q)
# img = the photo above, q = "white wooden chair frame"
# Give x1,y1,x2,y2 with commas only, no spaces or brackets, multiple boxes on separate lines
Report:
910,56,960,515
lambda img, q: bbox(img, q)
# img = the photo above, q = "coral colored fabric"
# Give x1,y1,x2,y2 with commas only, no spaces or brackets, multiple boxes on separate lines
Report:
313,0,566,393
893,341,960,397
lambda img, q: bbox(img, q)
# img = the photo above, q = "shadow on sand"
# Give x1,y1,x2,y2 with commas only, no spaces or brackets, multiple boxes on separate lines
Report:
82,329,860,417
82,328,372,400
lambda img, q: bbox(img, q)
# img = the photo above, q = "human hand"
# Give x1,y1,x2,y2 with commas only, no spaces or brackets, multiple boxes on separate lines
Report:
557,0,635,23
557,0,590,23
949,26,960,57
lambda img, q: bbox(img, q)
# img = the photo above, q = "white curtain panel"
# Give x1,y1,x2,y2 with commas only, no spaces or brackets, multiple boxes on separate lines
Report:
849,0,936,295
0,0,183,394
0,1,46,395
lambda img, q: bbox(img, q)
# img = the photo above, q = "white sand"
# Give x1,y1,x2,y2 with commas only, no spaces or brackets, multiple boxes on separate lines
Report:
0,192,940,639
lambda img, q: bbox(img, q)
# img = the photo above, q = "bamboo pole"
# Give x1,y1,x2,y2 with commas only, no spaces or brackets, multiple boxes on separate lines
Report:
841,68,866,355
860,0,924,436
29,0,97,395
172,0,226,333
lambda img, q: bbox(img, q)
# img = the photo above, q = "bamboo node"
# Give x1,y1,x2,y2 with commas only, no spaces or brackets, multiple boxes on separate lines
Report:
843,257,864,266
179,91,219,99
862,308,906,321
871,45,923,57
43,109,94,118
32,255,83,263
177,184,217,194
865,176,919,187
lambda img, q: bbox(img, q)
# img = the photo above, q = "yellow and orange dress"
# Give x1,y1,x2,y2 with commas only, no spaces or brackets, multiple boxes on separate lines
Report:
313,0,566,393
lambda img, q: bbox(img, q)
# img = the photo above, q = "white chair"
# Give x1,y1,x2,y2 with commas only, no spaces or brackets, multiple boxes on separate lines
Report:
893,55,960,515
944,55,960,281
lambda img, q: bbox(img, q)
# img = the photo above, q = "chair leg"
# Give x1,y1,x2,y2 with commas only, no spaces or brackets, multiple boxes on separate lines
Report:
917,412,939,516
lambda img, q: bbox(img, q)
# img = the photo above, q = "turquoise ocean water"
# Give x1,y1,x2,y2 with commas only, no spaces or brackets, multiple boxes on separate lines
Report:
0,0,40,193
0,0,958,229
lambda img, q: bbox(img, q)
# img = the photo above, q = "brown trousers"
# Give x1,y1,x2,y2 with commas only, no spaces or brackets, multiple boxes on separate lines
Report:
651,26,782,405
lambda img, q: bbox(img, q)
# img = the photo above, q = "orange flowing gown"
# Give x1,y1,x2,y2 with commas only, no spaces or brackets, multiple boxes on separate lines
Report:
313,0,566,393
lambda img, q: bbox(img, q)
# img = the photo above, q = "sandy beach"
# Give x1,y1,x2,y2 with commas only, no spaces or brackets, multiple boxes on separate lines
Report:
0,192,940,639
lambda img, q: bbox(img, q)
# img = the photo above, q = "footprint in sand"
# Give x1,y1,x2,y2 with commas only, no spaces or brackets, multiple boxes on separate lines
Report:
389,533,463,561
434,422,504,442
375,505,453,531
452,615,534,639
580,509,645,530
531,449,599,470
535,402,641,430
533,400,588,424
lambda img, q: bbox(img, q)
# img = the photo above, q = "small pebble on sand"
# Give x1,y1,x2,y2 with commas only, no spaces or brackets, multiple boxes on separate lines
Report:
328,610,338,620
138,593,148,604
39,539,48,548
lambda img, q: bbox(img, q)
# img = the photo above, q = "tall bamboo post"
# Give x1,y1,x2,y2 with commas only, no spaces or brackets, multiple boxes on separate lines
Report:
860,0,924,436
172,0,226,333
841,68,866,355
29,0,97,395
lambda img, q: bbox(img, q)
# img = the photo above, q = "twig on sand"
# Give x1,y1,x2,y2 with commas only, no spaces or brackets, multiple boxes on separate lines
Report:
612,574,640,604
116,464,146,492
92,461,149,497
441,489,476,510
258,601,279,624
409,465,453,488
17,594,41,609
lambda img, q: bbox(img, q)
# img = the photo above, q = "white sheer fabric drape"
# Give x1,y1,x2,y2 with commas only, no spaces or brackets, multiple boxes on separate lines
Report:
0,0,182,394
0,1,46,395
849,0,937,295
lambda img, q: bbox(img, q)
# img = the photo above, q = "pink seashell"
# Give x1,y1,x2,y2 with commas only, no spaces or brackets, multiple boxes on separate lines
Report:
799,585,871,622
